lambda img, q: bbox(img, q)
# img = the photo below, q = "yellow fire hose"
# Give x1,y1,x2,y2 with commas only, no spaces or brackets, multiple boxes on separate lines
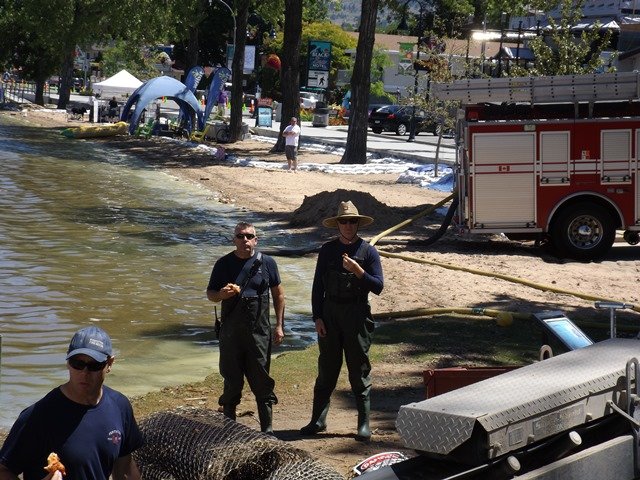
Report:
374,306,528,327
367,195,640,323
369,193,455,246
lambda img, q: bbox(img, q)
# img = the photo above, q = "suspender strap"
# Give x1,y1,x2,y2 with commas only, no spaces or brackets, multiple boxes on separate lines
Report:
227,252,263,314
235,252,263,293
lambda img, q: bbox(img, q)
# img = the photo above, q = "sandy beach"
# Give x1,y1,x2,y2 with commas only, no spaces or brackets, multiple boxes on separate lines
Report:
3,104,640,476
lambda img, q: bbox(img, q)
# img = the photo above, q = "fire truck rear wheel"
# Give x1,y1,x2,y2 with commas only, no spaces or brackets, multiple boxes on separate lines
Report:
551,204,615,260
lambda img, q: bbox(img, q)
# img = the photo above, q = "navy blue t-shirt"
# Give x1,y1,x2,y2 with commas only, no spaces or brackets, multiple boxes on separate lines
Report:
0,386,143,480
207,251,281,296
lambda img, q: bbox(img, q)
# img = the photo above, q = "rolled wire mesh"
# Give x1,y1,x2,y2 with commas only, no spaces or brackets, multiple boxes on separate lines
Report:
134,407,344,480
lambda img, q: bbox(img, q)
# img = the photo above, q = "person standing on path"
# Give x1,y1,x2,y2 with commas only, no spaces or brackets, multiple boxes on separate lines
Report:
206,222,285,434
300,201,384,442
282,117,301,171
0,326,143,480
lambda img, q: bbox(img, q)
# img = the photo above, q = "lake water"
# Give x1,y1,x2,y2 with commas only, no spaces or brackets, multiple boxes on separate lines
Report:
0,115,317,428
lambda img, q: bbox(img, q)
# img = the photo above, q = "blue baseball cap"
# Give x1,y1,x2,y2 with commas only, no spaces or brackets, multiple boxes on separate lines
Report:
66,326,113,362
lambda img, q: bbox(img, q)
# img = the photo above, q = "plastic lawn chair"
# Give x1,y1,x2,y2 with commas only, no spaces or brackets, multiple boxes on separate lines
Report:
190,123,213,142
135,118,155,138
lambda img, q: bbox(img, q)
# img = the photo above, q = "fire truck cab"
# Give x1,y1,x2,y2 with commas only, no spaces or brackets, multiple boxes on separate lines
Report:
432,73,640,260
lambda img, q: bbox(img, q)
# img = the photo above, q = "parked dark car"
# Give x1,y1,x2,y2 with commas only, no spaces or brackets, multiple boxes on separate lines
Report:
368,104,437,136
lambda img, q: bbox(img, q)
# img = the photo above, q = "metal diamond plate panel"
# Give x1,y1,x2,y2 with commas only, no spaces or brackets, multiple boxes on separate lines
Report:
396,339,640,456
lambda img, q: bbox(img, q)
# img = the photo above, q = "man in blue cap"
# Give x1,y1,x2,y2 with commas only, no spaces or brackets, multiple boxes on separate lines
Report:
0,326,143,480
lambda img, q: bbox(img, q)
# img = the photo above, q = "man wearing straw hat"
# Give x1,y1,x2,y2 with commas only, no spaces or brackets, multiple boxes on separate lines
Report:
300,200,384,442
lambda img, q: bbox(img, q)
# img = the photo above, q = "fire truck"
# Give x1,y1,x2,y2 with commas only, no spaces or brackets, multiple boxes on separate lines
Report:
430,72,640,260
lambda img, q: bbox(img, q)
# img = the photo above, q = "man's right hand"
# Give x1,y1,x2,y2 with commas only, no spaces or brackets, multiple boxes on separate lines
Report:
220,283,240,299
314,318,326,337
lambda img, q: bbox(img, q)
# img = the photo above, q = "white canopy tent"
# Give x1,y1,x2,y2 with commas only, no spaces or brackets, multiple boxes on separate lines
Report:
93,70,143,100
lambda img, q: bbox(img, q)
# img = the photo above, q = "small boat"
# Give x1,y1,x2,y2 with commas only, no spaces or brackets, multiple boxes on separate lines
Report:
61,121,129,139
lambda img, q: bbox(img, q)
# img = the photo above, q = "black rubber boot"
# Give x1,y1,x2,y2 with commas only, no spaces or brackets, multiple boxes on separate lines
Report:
222,404,236,421
355,397,371,442
300,398,330,435
257,402,273,434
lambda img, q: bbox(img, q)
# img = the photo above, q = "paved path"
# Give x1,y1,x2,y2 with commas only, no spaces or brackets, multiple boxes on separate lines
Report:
252,120,456,165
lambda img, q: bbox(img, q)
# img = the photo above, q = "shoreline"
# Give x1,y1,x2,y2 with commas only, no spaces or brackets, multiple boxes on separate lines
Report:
3,105,640,476
0,106,438,475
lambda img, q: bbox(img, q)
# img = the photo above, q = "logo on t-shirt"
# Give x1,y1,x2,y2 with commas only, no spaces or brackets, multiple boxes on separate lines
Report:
107,430,123,445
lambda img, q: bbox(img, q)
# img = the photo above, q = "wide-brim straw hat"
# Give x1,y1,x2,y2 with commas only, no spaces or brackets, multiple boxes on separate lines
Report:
322,200,374,228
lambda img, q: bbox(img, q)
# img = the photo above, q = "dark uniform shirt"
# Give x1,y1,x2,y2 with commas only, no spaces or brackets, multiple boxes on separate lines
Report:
311,238,383,319
0,386,142,480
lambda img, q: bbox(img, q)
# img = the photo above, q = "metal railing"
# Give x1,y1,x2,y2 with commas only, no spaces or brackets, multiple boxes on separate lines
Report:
1,80,59,104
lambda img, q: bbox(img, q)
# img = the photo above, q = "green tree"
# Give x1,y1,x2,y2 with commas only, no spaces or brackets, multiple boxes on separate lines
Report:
437,0,475,37
303,0,341,23
0,0,73,105
484,0,549,26
0,0,171,107
384,0,474,37
510,0,613,76
100,41,159,80
266,21,356,95
166,0,211,74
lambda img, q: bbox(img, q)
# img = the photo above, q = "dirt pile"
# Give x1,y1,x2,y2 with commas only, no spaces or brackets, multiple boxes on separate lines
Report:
290,189,418,231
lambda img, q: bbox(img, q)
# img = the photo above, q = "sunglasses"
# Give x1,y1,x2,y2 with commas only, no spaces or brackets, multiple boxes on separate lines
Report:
68,357,108,372
235,233,256,240
338,219,359,225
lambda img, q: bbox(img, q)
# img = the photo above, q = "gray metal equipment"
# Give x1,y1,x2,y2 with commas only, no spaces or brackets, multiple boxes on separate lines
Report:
397,339,637,462
362,339,640,480
595,301,636,339
431,72,640,105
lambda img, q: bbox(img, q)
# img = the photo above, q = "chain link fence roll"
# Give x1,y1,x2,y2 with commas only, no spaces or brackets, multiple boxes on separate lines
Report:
135,407,344,480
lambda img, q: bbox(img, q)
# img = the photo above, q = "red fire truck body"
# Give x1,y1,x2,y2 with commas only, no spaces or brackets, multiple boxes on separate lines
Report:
433,73,640,259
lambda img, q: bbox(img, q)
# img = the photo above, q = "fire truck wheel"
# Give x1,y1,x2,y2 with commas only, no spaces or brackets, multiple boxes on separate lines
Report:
396,123,408,136
551,203,615,260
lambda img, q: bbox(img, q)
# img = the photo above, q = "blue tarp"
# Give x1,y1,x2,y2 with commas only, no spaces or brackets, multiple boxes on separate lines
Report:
121,76,204,134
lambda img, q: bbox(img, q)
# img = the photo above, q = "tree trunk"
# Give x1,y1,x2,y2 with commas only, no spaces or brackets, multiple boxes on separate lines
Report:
184,25,200,77
270,0,302,153
229,0,250,142
34,78,46,106
56,51,74,110
340,0,379,164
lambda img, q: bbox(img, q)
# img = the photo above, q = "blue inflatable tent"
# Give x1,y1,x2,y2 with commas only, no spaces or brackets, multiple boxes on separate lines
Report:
121,76,204,135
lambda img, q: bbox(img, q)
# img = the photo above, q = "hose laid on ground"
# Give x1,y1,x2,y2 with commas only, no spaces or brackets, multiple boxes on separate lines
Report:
369,192,456,247
374,306,527,327
374,249,640,315
265,192,455,258
367,194,640,316
372,305,640,333
406,196,458,247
